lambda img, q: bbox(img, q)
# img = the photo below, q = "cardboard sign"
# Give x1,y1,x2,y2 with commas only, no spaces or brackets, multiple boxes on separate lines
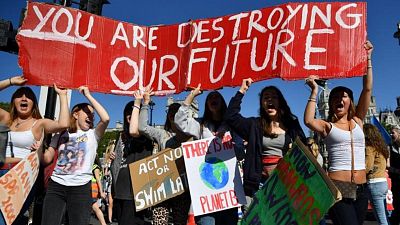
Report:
182,133,246,216
17,2,367,96
129,147,186,211
241,139,340,225
0,152,40,225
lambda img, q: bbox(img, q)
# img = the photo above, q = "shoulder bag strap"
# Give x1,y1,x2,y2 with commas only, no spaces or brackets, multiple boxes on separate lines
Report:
349,121,355,183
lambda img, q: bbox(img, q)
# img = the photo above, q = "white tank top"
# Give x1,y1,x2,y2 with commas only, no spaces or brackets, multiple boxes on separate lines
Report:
6,121,38,159
325,121,365,172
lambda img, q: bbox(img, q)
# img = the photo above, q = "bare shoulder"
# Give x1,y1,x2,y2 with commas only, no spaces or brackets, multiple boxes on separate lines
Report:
353,117,363,128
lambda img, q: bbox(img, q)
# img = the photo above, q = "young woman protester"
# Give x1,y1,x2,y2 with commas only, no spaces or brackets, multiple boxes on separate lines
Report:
364,124,390,225
132,88,191,225
304,41,373,225
306,137,324,167
112,98,153,225
0,76,70,225
174,85,245,225
92,157,107,225
41,86,110,225
224,79,306,201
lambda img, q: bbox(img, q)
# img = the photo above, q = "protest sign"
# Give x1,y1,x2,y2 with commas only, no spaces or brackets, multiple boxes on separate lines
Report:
182,133,246,216
18,2,366,95
0,152,40,225
241,139,340,225
129,147,186,211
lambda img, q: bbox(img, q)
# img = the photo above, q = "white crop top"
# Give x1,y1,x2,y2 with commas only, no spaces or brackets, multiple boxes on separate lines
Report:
6,122,38,159
325,121,365,172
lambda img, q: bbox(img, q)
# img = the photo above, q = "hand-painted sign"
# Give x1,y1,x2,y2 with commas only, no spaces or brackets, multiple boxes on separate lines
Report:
18,2,367,95
0,152,40,225
129,147,186,211
241,139,340,225
182,133,246,216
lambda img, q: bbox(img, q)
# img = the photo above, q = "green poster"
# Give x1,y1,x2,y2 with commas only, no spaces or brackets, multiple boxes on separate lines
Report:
242,139,340,225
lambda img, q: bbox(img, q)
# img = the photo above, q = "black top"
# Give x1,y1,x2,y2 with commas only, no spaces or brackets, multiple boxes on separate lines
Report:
114,135,153,200
225,91,306,196
390,143,400,181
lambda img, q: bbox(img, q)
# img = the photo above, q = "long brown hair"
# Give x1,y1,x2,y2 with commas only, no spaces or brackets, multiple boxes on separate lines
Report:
259,86,298,137
8,87,42,126
327,86,356,122
364,123,389,159
200,91,227,135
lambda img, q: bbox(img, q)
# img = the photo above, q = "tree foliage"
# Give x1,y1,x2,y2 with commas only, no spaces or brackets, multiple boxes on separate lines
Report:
97,130,120,156
0,102,11,112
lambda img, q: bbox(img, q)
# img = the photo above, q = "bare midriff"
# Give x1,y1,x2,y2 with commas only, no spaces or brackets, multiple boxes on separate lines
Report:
329,170,367,184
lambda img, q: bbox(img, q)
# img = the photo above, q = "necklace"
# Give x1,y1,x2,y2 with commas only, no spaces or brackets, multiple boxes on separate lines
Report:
15,118,33,128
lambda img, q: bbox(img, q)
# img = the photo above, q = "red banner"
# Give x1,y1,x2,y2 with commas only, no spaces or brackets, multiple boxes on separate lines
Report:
17,2,367,95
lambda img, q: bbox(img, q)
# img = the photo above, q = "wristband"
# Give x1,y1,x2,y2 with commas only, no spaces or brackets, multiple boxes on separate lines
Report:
9,78,12,85
308,98,317,102
133,105,141,110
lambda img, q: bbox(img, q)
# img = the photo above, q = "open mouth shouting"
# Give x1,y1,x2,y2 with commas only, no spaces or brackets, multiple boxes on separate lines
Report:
335,103,344,110
20,101,29,111
267,102,276,110
84,117,93,128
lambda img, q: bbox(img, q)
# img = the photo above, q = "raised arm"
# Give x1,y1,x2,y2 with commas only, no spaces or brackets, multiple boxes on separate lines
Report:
174,84,203,138
39,84,70,135
79,86,110,138
129,90,143,137
304,76,330,137
0,76,27,124
224,78,254,141
138,88,165,143
355,41,374,122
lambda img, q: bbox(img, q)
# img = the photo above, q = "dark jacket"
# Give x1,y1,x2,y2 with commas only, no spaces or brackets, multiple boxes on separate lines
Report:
225,91,306,196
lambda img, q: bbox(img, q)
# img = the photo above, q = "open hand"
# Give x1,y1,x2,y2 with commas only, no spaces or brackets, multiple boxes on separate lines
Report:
10,76,27,86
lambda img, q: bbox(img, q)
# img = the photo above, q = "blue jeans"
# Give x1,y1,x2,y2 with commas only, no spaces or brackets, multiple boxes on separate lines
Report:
41,179,91,225
367,181,390,225
195,208,238,225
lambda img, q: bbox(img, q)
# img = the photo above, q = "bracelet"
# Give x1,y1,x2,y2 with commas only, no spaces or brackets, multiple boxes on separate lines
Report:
133,105,141,110
9,78,12,85
367,66,372,69
308,98,317,102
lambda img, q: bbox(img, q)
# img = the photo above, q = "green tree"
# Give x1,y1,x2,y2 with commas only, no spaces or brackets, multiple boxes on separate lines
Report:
0,102,11,112
97,130,120,156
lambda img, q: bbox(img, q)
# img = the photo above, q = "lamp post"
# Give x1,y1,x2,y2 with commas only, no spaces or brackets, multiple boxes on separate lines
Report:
149,101,155,126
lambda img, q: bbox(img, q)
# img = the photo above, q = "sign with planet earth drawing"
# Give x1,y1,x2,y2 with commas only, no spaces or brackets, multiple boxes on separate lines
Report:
181,133,246,216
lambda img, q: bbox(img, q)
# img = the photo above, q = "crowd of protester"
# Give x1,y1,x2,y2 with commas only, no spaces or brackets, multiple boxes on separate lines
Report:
0,40,399,225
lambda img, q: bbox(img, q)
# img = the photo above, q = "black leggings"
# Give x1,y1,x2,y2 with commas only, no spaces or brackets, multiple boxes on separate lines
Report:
329,184,368,225
113,199,149,225
41,179,91,225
